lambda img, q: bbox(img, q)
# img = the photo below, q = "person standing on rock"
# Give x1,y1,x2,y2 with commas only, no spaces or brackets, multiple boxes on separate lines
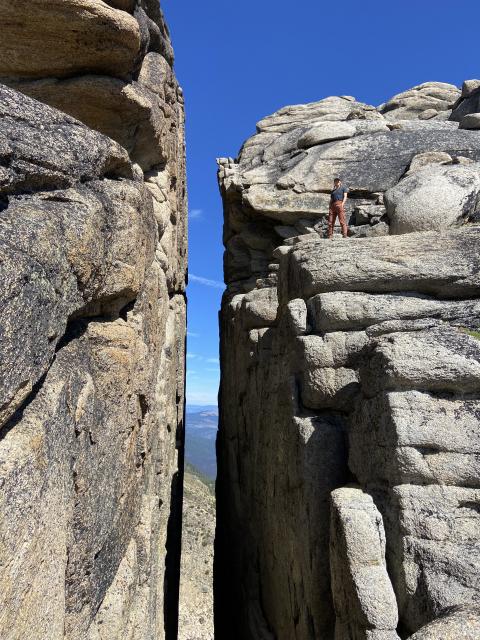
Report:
328,178,349,239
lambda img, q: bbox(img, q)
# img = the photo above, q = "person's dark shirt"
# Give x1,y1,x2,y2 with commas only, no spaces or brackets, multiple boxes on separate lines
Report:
331,185,348,202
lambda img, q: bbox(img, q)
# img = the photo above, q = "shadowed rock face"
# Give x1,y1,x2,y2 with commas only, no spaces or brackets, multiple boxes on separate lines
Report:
216,83,480,640
0,2,186,639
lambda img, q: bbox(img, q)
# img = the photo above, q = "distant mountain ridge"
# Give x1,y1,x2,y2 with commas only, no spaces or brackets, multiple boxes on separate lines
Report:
186,406,218,430
186,404,218,414
185,406,218,480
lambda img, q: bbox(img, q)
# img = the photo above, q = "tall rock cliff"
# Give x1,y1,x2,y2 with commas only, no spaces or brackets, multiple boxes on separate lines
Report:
0,2,186,639
216,82,480,639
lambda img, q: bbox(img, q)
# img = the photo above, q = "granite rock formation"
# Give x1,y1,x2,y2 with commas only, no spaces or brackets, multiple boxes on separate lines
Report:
0,2,186,639
216,81,480,639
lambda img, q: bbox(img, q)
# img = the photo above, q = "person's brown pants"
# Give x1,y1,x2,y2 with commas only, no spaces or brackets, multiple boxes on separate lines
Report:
328,201,348,238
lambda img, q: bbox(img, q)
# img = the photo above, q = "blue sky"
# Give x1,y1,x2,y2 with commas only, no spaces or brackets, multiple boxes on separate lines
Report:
162,0,480,405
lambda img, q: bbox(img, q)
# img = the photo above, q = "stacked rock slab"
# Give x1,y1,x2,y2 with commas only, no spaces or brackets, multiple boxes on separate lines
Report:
216,82,480,639
0,2,186,640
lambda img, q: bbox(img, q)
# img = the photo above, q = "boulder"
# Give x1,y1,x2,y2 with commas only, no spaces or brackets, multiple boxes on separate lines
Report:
296,333,369,369
348,223,373,237
256,96,381,134
0,0,141,80
418,109,438,120
459,113,480,130
243,185,331,223
300,366,359,410
354,221,389,237
290,120,392,150
462,80,480,98
297,121,356,148
407,605,480,640
239,287,278,329
385,164,480,234
285,299,308,335
0,84,133,191
379,82,460,121
450,88,480,122
330,487,400,640
390,485,480,630
296,334,368,410
262,127,308,161
353,121,391,135
407,151,452,174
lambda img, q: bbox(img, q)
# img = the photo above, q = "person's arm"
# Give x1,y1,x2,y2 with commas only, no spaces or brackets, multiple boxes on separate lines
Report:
343,189,348,205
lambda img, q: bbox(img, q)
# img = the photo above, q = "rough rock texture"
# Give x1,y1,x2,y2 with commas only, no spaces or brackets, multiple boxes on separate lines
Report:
407,605,480,640
459,113,480,130
385,164,480,234
216,82,480,640
450,82,480,123
178,467,215,640
379,83,460,121
0,2,186,639
330,487,400,640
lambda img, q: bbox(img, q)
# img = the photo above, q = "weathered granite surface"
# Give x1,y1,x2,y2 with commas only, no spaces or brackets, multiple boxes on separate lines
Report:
0,2,186,639
216,82,480,640
330,487,400,640
407,605,480,640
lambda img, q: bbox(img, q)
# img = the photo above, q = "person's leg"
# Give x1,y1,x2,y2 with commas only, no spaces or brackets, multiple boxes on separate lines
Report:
327,206,336,238
338,204,349,238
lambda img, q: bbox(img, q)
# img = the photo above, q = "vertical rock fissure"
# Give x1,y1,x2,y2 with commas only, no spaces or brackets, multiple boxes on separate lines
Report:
164,465,184,640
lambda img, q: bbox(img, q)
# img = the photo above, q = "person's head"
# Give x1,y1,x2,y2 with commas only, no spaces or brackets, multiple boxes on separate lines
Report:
334,178,342,187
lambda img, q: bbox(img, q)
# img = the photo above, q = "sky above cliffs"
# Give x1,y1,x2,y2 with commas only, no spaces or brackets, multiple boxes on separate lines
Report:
162,0,480,405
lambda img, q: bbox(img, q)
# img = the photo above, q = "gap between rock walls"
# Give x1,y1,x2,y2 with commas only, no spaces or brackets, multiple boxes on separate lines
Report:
0,1,479,639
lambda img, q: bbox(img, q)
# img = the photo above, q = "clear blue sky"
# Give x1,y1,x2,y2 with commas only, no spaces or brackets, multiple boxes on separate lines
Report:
162,0,480,405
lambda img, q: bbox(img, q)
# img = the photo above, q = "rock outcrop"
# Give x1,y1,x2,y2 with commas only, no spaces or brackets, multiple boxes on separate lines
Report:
216,82,480,639
0,2,186,639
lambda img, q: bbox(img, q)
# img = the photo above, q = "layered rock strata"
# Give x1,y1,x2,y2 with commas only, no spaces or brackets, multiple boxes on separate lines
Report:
216,81,480,640
0,2,186,639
